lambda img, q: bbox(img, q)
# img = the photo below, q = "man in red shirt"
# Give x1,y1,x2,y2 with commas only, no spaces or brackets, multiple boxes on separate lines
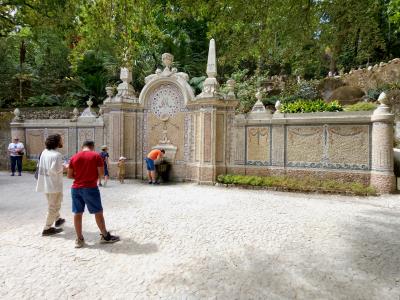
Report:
67,140,120,248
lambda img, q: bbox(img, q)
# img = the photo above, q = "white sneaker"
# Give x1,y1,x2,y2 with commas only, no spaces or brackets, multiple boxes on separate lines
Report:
75,237,85,248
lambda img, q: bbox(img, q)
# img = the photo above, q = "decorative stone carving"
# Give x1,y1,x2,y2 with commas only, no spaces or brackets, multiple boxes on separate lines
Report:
274,100,282,113
104,86,114,103
226,79,236,100
70,107,79,122
113,67,138,103
251,90,266,112
149,83,184,120
140,53,194,109
248,90,271,119
374,92,391,115
196,39,222,99
80,98,97,119
12,108,23,122
98,107,104,119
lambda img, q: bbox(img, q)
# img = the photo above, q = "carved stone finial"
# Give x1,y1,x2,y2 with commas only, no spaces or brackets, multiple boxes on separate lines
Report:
114,67,137,103
378,91,389,106
70,107,79,122
86,97,93,109
251,89,266,113
373,92,391,116
13,108,23,122
80,97,97,118
275,100,282,113
226,79,236,99
206,38,217,78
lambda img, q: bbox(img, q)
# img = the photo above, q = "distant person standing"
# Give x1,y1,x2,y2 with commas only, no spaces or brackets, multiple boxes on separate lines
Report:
145,148,165,184
68,140,120,248
8,137,25,176
117,156,126,184
36,134,67,236
99,145,109,187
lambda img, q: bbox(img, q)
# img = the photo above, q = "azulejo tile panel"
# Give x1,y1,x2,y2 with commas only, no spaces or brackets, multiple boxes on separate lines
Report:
286,126,323,166
328,125,369,169
285,125,371,170
246,126,271,166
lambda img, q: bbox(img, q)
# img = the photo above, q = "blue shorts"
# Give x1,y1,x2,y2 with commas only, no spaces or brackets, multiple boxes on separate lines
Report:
71,187,103,214
145,158,155,171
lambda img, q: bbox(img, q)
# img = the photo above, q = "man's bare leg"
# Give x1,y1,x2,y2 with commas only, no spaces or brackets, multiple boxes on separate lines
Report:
150,170,156,183
74,213,84,240
95,212,108,236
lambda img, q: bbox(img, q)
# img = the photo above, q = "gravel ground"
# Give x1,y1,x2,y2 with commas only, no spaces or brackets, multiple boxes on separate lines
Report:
0,171,400,299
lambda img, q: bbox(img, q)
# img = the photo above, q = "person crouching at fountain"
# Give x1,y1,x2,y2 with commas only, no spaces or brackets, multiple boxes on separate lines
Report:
145,149,165,184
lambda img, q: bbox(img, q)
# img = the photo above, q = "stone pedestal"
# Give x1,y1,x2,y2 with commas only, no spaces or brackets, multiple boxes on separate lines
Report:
370,93,396,193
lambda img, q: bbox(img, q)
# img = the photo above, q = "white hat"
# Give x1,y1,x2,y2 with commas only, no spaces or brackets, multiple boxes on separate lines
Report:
119,156,127,160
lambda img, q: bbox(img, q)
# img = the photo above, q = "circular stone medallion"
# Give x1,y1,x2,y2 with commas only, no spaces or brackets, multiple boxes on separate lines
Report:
149,84,183,119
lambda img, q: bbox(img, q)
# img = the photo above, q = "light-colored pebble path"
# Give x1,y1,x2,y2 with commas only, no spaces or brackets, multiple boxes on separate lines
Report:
0,171,400,299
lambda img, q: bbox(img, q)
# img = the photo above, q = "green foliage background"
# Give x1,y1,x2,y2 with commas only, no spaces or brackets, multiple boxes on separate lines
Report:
0,0,399,108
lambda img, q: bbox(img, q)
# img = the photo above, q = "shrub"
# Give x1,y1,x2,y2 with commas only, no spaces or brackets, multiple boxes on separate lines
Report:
344,102,377,111
280,99,343,113
22,157,37,172
217,174,377,196
279,79,320,103
26,94,60,107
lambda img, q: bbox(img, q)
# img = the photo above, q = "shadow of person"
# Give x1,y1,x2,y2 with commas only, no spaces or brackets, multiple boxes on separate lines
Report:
87,238,159,255
51,226,158,256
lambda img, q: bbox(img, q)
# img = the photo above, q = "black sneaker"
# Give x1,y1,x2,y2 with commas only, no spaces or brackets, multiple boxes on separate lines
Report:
148,181,152,184
10,173,14,176
42,227,63,236
100,232,120,244
54,218,65,227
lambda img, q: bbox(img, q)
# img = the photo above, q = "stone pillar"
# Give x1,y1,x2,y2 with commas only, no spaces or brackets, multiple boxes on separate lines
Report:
102,102,141,178
370,92,396,193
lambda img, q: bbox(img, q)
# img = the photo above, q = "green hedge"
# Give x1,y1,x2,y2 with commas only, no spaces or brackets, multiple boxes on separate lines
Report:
281,99,343,113
22,157,37,172
217,174,377,196
343,102,377,111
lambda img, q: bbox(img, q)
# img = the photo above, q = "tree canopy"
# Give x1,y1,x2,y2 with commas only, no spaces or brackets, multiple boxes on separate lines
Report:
0,0,399,107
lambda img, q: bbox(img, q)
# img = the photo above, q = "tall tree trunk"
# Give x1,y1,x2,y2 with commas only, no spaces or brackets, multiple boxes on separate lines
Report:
19,40,26,102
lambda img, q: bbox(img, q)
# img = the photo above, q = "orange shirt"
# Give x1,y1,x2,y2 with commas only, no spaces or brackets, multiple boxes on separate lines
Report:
147,149,162,160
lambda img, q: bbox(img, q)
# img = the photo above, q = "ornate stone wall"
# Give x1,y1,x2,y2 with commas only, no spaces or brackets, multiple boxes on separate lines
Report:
229,110,395,193
10,119,104,160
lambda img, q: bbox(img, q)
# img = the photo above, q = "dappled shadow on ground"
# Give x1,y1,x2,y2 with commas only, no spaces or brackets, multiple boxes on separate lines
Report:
150,211,400,299
51,226,158,256
152,245,388,299
344,209,400,293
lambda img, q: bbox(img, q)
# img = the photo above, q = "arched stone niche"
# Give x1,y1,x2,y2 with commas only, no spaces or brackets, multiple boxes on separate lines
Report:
138,53,195,179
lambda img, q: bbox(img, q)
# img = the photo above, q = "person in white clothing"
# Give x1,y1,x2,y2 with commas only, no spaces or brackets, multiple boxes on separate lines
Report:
8,137,25,176
36,134,67,236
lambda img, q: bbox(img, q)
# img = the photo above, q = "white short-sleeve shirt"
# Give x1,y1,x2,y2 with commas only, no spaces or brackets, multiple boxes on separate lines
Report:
35,149,64,193
8,142,25,156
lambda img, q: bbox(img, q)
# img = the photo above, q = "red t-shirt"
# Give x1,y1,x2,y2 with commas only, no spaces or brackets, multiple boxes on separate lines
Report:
69,150,103,188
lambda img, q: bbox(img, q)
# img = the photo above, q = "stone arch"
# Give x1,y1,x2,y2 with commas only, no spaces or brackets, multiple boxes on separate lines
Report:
139,76,195,107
